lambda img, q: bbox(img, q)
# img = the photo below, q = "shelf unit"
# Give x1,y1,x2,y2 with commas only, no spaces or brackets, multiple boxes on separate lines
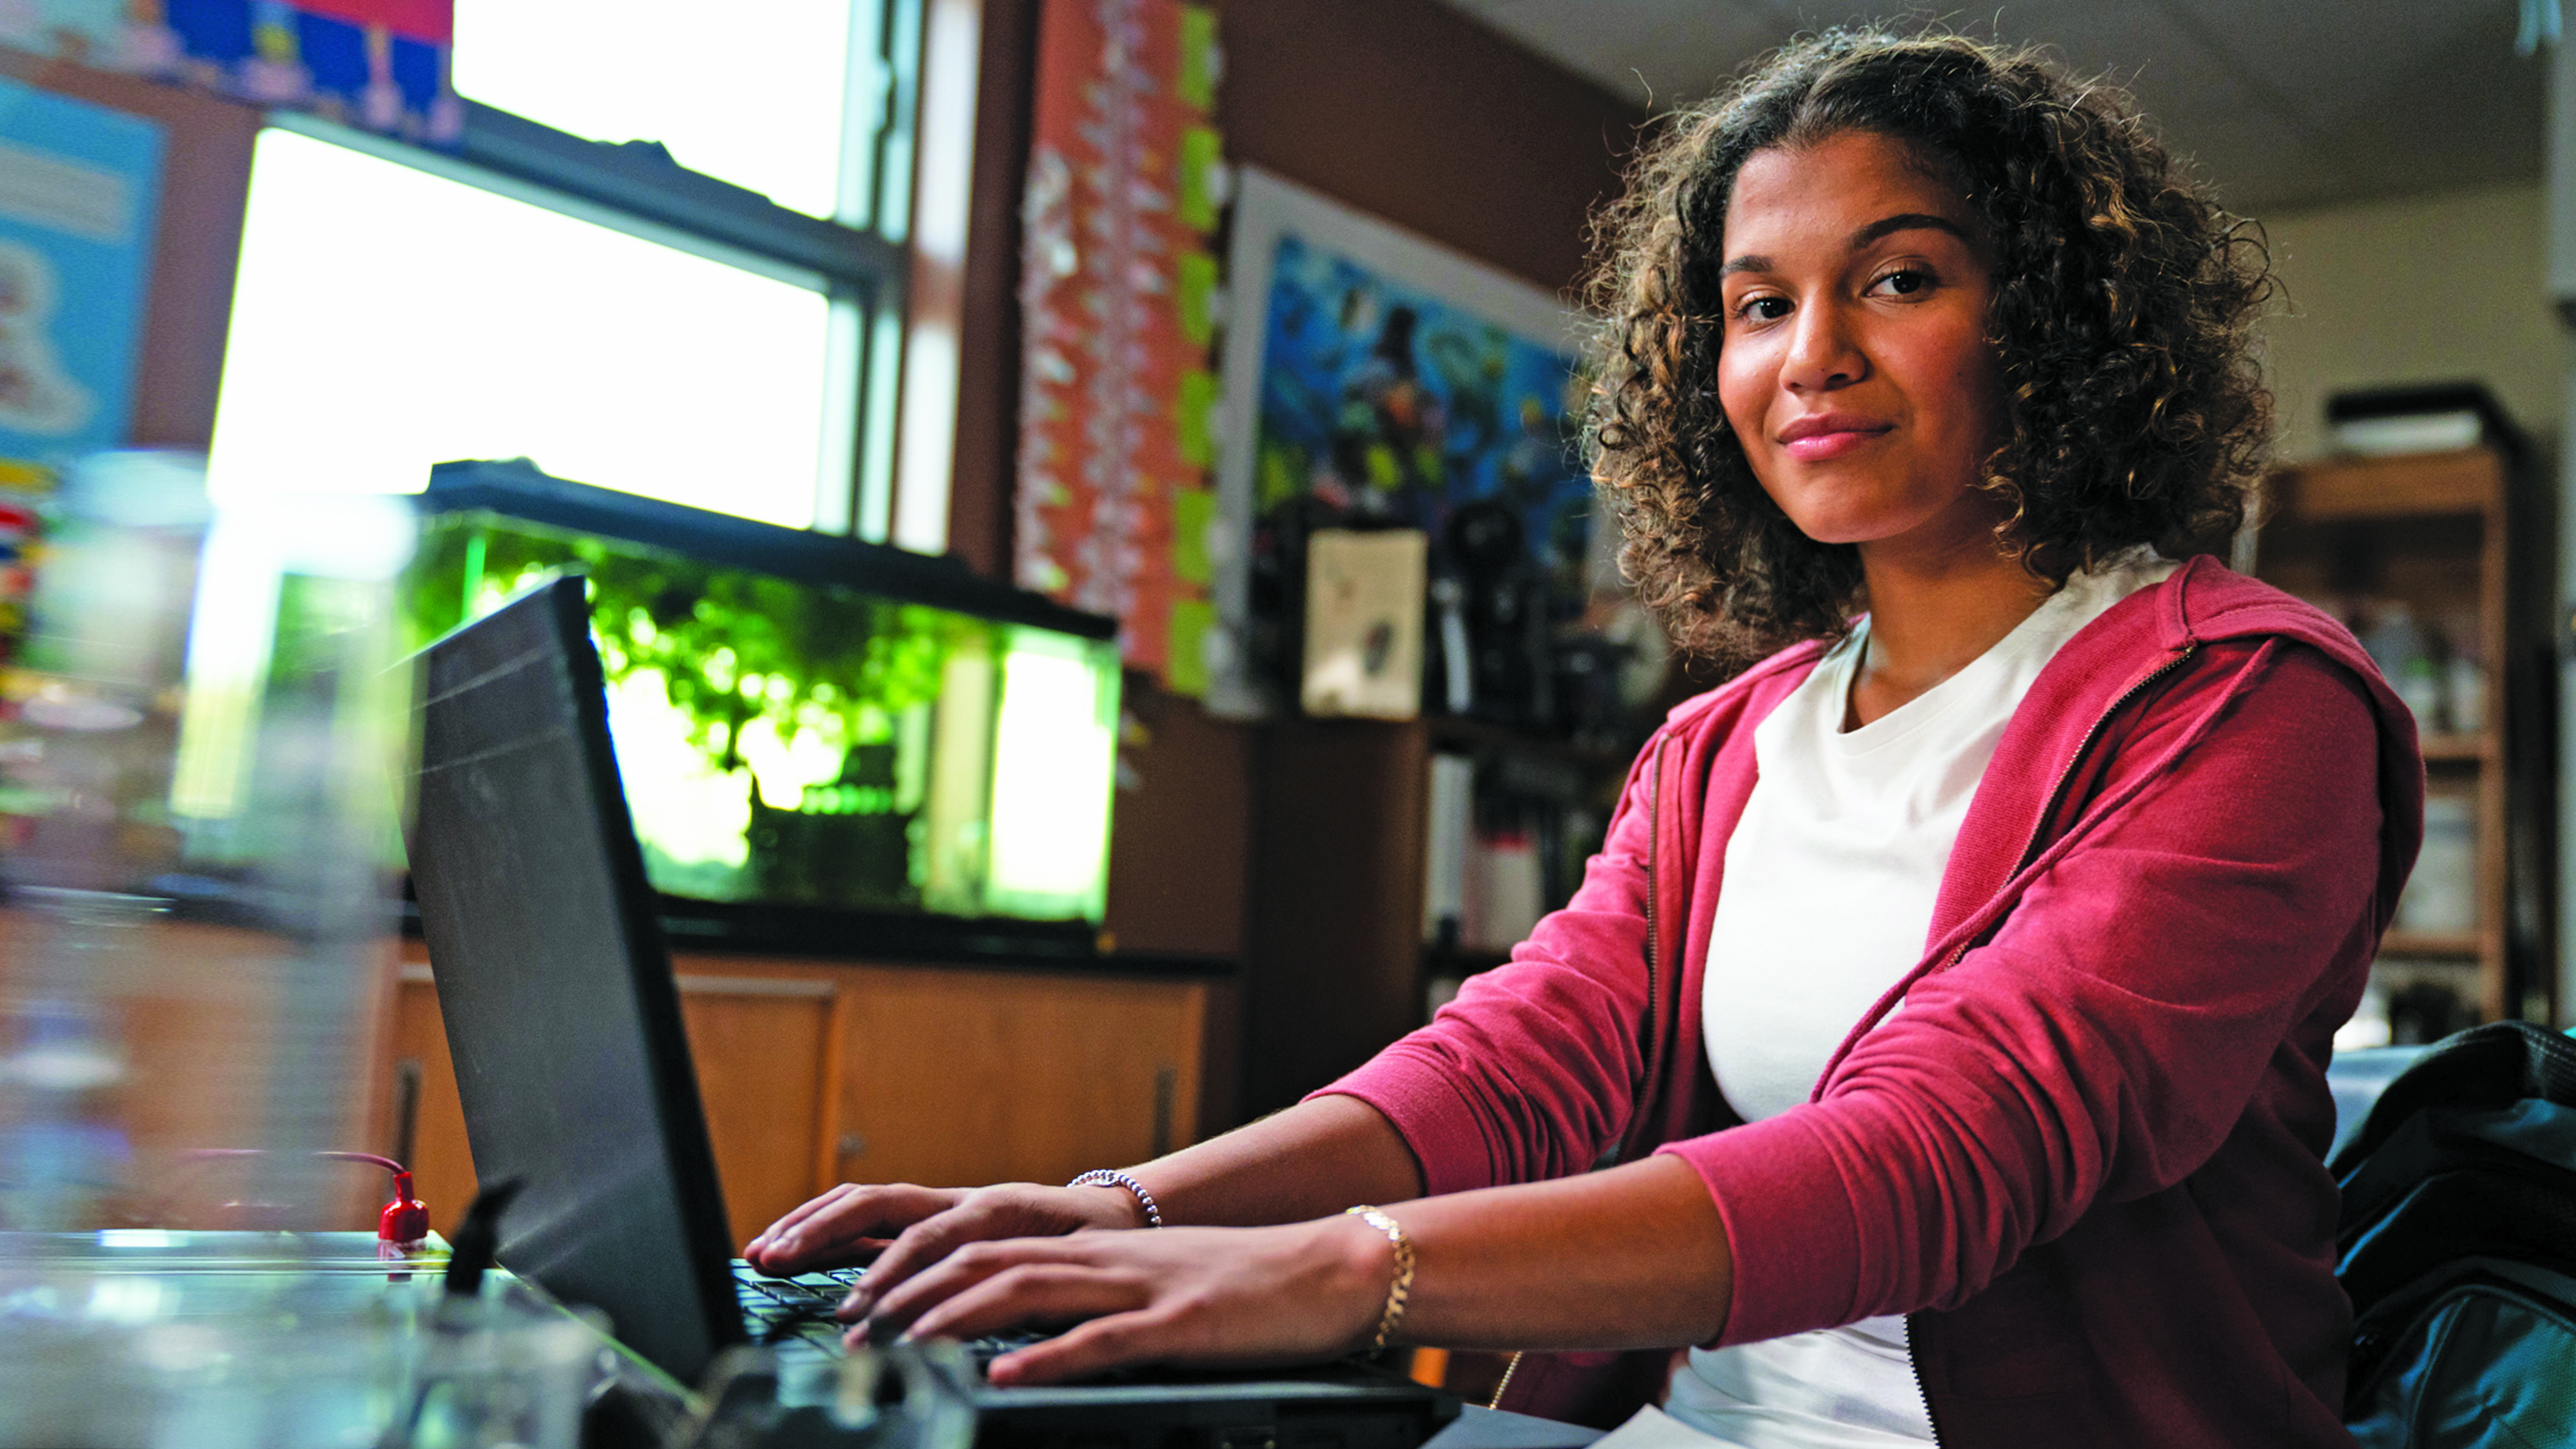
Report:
2254,446,2548,1026
1235,712,1637,1120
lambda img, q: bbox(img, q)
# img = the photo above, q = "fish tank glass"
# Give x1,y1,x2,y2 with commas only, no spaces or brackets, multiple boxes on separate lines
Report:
399,465,1120,950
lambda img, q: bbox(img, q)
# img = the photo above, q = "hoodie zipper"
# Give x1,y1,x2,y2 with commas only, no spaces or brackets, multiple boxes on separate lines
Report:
1917,642,2200,984
2016,642,2198,875
1641,736,1667,1128
1909,1326,1942,1446
1902,642,2196,1444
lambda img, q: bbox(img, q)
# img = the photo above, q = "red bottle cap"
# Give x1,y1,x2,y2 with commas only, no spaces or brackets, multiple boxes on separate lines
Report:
379,1169,430,1247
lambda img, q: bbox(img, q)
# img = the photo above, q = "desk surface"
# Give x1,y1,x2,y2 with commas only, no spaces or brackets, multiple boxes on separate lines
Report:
1426,1406,1610,1449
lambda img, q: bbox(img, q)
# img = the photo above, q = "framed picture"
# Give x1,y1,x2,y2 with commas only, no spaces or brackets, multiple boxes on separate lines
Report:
1208,167,1594,720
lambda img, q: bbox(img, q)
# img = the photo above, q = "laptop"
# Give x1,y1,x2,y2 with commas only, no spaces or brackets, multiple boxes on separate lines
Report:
401,576,1458,1447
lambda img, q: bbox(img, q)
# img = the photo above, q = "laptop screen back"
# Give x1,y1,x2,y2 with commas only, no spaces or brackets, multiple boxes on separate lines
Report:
405,575,744,1384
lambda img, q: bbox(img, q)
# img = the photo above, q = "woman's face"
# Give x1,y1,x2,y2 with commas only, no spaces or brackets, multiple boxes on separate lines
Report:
1716,130,2006,558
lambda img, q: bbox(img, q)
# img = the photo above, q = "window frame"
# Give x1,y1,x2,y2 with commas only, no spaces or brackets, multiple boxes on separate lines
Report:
229,0,930,543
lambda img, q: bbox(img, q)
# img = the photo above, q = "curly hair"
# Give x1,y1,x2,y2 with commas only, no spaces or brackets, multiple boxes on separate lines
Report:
1589,28,2274,666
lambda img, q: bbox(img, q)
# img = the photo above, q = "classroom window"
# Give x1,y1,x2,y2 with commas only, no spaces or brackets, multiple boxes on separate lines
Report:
449,0,918,232
206,0,924,539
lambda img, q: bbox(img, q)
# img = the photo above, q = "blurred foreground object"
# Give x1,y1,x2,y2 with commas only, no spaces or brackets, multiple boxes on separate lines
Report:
0,452,415,1234
0,1230,610,1449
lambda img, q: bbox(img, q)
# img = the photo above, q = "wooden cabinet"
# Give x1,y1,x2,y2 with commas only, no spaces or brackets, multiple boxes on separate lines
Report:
0,910,400,1231
2255,446,2552,1026
384,941,1223,1251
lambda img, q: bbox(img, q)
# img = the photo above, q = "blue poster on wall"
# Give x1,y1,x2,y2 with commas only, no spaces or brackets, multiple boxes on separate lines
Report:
0,78,164,466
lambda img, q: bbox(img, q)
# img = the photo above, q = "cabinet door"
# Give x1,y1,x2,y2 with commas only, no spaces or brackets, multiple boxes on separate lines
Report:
386,973,477,1235
829,968,1204,1190
384,962,839,1253
383,955,1208,1249
673,974,839,1250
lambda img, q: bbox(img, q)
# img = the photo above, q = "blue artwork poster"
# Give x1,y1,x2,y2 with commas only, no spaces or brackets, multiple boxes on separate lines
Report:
1252,232,1590,598
0,78,164,465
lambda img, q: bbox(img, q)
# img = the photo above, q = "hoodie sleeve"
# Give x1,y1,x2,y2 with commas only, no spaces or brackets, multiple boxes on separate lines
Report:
1662,640,2388,1348
1313,734,1666,1196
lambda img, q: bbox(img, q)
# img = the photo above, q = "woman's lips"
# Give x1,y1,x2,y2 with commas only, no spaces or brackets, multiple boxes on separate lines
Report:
1781,425,1890,462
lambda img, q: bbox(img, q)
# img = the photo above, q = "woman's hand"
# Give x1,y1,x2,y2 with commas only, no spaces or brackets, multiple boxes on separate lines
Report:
744,1181,1146,1312
862,1216,1393,1385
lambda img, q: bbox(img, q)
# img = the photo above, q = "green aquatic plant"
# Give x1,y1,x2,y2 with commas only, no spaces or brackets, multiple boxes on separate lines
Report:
405,513,997,777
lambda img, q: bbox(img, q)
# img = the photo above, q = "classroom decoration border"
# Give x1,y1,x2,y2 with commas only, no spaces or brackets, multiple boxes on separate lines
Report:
1014,0,1224,693
4,1,462,147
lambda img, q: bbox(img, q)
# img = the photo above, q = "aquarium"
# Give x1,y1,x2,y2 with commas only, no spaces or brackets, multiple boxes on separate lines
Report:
400,465,1120,947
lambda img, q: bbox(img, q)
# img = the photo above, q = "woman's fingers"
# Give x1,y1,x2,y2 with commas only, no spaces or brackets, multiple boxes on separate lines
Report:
847,1199,1042,1316
986,1309,1181,1386
904,1260,1154,1343
861,1219,1386,1384
842,1184,1122,1316
747,1183,962,1275
863,1235,1067,1331
746,1182,858,1258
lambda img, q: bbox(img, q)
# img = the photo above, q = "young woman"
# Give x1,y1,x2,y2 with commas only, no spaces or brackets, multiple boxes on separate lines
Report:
750,32,2421,1448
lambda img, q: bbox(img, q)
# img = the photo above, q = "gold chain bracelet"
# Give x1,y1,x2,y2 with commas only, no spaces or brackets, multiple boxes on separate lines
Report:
1344,1205,1415,1353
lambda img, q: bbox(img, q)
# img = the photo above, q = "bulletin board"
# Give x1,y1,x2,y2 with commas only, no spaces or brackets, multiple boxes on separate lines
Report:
0,75,162,466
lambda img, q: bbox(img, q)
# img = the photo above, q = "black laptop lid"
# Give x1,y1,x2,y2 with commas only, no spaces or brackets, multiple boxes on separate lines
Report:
404,575,745,1384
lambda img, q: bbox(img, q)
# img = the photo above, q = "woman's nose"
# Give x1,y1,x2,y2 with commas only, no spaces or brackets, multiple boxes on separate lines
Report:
1781,301,1865,392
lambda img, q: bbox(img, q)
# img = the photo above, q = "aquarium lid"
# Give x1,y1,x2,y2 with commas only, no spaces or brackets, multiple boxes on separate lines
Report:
420,459,1118,641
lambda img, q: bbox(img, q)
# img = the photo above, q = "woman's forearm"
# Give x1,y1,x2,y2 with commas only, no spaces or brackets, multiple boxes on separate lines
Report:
872,1150,1735,1380
1387,1152,1732,1351
1122,1092,1426,1226
1122,1100,1732,1349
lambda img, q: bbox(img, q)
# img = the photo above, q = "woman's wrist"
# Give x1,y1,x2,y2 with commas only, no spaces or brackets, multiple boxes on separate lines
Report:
1324,1209,1409,1351
1342,1206,1415,1351
1064,1172,1160,1229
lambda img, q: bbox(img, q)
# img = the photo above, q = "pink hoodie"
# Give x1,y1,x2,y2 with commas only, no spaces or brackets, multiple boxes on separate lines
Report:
1322,558,2423,1447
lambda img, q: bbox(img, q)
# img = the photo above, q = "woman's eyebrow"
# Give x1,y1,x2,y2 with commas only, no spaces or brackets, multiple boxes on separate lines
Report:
1849,212,1971,249
1719,213,1972,278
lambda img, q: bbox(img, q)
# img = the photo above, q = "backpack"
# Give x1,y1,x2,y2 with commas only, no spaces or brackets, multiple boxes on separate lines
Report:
2328,1020,2576,1446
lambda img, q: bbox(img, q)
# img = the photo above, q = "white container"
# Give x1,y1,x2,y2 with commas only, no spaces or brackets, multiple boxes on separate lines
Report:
2396,794,2477,934
2445,656,2485,735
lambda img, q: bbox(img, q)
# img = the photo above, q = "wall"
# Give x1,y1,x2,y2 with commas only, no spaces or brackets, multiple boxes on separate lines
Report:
949,0,1653,576
1201,1,1648,1117
2259,181,2563,459
1217,0,1649,296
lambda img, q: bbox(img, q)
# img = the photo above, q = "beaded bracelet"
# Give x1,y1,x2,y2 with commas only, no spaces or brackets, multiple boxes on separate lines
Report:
1344,1205,1415,1353
1066,1169,1163,1228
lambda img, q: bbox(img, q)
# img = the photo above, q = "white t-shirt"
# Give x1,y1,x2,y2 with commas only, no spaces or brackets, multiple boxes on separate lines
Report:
1663,553,2178,1448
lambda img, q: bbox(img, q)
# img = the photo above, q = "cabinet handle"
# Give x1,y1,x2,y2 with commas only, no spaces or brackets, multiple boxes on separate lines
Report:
837,1133,868,1160
390,1059,422,1170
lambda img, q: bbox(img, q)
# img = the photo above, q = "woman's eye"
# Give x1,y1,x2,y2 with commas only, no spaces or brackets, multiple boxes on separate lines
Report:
1735,295,1791,323
1869,269,1932,298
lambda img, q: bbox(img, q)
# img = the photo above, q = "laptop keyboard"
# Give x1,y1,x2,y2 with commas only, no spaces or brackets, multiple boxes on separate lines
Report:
735,1263,865,1349
731,1262,1043,1366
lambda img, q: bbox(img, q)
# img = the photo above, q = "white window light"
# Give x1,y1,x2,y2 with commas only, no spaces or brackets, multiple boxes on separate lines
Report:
206,118,851,528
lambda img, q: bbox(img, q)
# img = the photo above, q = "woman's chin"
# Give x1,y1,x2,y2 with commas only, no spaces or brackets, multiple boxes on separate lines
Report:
1775,509,1912,548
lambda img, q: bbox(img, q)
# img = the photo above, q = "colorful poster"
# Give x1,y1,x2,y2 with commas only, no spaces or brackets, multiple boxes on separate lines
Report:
0,1,462,146
0,76,162,464
1253,234,1591,601
1210,169,1590,720
1014,0,1223,691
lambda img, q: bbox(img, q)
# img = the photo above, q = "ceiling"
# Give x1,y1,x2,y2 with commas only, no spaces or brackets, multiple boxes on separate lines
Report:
1435,0,2546,215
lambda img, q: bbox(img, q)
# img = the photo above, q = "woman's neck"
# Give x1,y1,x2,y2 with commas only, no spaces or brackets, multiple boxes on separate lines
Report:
1846,529,2052,730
